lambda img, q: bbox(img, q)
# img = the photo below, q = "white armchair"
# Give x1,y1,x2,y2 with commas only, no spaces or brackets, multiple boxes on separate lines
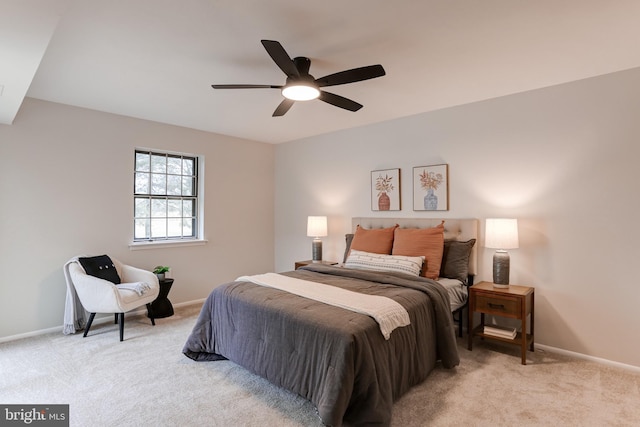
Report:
66,256,160,341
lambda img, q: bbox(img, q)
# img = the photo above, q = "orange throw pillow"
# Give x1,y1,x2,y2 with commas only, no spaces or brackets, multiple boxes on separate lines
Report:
391,222,445,279
349,224,398,255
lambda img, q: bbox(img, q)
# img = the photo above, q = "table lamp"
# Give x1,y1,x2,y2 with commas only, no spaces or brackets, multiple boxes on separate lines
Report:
307,216,328,262
485,218,519,287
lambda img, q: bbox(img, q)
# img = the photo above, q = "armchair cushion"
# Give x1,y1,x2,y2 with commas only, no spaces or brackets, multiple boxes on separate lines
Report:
78,255,121,284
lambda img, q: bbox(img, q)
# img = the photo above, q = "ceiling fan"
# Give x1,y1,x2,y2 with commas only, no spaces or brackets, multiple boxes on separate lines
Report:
211,40,386,117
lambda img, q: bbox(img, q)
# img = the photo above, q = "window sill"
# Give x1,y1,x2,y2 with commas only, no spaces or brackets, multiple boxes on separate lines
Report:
129,239,208,251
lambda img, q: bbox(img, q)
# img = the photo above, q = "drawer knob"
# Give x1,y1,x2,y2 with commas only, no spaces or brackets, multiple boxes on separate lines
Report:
488,302,505,309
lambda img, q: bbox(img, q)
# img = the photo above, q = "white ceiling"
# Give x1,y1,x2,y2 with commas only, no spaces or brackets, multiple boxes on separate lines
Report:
4,0,640,144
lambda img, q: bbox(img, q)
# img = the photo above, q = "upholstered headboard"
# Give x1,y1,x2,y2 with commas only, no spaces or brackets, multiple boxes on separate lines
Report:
351,217,479,276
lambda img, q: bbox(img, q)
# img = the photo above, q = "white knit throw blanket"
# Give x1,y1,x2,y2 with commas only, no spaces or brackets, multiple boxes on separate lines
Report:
117,282,151,295
236,273,410,340
63,257,86,335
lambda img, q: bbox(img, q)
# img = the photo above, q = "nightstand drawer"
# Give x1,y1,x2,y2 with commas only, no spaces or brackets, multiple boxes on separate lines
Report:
295,260,338,270
475,295,519,317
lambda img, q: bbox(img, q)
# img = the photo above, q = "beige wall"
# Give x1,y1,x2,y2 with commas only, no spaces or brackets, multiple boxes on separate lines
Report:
0,98,275,338
275,67,640,368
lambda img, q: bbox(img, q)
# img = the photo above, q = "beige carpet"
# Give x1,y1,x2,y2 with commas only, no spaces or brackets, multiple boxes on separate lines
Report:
1,303,639,427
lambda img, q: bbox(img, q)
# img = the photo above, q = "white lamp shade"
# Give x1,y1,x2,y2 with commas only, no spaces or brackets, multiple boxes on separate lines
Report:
307,216,328,237
485,218,519,249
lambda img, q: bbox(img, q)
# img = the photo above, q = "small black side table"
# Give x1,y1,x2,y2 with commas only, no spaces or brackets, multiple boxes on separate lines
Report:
148,278,174,319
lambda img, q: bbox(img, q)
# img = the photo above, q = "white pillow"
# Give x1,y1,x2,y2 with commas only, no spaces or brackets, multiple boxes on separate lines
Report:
345,250,425,277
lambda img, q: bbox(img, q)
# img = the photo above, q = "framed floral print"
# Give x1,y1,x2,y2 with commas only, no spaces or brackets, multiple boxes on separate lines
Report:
413,164,449,211
371,168,401,211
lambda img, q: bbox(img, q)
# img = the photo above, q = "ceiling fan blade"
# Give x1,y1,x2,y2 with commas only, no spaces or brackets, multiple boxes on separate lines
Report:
315,64,386,87
211,84,281,89
319,91,363,112
273,99,295,117
261,40,300,78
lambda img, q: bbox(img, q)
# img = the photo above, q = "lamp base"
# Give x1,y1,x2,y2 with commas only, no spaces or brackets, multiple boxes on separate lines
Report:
493,250,510,287
311,238,323,262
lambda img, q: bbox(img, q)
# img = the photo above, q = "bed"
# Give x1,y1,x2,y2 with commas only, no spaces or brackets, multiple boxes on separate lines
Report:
183,217,478,426
347,218,478,337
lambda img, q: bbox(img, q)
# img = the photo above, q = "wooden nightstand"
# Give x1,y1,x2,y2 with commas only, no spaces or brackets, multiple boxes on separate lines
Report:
294,260,338,270
467,281,535,365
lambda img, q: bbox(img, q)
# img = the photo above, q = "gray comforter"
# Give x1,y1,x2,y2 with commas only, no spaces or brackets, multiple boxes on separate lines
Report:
183,264,460,426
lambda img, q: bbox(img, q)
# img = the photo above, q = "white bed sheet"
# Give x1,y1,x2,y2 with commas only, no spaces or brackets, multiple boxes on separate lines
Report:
335,263,468,313
437,278,468,312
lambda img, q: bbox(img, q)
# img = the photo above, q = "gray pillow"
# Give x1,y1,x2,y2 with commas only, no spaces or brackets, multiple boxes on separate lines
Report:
343,234,354,263
440,239,476,284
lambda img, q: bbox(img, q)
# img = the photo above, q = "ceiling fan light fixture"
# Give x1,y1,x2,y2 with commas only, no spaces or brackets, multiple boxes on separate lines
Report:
212,40,386,116
282,83,320,101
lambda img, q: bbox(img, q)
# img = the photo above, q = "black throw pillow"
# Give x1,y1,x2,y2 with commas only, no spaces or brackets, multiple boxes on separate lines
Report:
440,239,476,284
78,255,121,284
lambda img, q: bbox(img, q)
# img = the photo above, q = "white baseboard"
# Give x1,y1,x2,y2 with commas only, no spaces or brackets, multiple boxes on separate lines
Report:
0,298,206,344
173,298,206,309
535,343,640,373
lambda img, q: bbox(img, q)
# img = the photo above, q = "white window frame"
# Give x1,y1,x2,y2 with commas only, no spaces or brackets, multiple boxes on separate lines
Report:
129,148,206,250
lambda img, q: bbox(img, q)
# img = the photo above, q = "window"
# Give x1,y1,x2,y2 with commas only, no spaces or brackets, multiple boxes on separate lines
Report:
134,150,199,241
